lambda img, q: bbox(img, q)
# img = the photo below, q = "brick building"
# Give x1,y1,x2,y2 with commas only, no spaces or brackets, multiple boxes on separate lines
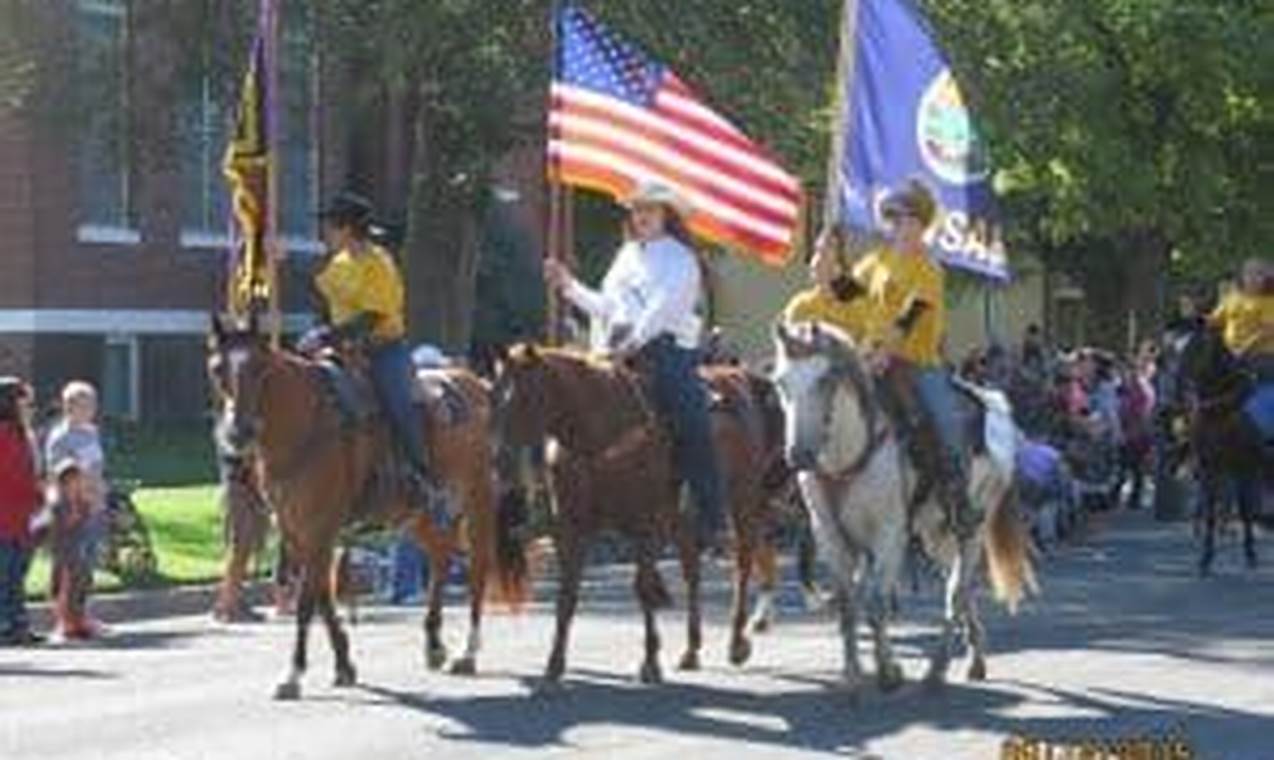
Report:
0,0,342,422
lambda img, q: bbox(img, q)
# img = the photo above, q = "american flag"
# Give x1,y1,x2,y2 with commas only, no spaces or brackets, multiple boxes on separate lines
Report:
548,5,803,265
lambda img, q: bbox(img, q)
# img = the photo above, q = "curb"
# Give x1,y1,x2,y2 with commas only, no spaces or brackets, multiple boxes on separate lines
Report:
27,581,272,630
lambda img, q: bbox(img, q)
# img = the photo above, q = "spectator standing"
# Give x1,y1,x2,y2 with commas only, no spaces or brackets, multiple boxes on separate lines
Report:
48,459,102,640
0,378,44,646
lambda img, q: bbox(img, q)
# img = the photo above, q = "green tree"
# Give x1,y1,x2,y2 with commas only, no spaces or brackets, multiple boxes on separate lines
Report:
921,0,1273,345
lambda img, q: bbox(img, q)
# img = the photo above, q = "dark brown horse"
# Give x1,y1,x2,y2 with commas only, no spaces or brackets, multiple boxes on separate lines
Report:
493,344,777,686
208,315,528,699
1173,323,1271,575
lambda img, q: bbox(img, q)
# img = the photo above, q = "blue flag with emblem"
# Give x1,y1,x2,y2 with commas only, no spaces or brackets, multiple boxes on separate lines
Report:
833,0,1008,280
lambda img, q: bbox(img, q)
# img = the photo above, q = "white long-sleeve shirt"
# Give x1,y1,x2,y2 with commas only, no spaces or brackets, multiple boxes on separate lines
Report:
562,236,704,353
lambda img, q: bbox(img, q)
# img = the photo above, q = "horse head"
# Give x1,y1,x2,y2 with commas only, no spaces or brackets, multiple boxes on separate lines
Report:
207,310,273,455
770,320,875,473
492,342,555,450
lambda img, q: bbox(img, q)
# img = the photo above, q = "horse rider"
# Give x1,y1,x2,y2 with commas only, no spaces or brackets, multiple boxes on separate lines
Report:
782,223,878,343
853,178,979,539
1208,257,1274,383
544,182,726,553
308,191,450,529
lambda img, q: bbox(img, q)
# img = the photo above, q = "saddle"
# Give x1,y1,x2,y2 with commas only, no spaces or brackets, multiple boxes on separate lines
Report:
412,370,471,428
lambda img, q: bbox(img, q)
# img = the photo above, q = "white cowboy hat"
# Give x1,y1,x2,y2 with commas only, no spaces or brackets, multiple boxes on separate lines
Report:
623,181,692,218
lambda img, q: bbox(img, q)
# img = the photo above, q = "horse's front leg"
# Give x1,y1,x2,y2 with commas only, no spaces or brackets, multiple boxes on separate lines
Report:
748,539,779,634
316,570,356,687
1199,474,1221,577
834,567,865,697
635,541,667,685
274,567,316,700
727,508,756,667
675,516,703,672
1237,475,1260,569
925,539,977,688
542,520,588,687
450,497,488,677
867,537,905,693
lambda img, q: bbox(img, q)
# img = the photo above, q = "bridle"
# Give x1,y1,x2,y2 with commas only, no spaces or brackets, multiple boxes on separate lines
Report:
810,354,890,498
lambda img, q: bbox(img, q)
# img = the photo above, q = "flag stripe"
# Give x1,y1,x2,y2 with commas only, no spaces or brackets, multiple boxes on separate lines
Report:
550,6,801,263
551,163,790,262
549,141,794,247
549,113,799,221
552,84,801,195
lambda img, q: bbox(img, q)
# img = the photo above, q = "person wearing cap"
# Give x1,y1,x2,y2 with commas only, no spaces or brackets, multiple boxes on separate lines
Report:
1208,257,1274,382
312,191,450,529
854,178,979,538
544,182,726,551
782,223,878,344
0,378,43,646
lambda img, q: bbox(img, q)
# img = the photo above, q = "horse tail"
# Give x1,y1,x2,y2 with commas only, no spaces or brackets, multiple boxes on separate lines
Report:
488,484,533,610
982,483,1038,614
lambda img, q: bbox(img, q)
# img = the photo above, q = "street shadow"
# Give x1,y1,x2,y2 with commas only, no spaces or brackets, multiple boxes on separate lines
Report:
0,662,117,680
353,667,1259,756
74,629,205,651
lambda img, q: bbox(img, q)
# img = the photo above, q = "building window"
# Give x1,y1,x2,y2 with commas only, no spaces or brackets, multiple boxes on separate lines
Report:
180,5,315,242
76,0,132,231
102,334,139,421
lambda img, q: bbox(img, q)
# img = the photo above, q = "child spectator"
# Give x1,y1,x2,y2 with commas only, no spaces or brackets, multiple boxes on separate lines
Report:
44,381,108,633
49,458,103,641
0,377,44,646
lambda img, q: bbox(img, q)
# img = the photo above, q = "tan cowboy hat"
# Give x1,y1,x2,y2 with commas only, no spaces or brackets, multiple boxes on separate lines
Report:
623,181,692,218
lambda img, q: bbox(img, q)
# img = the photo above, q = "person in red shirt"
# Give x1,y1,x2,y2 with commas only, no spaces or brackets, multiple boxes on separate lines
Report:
0,377,44,646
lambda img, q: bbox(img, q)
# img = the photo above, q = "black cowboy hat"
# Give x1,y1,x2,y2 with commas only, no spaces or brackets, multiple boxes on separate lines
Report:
317,190,374,229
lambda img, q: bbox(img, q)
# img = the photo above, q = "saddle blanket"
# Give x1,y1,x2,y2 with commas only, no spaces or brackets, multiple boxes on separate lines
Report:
1243,383,1274,443
413,371,470,427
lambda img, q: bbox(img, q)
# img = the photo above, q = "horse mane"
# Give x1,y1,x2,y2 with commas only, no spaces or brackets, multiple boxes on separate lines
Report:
505,343,653,440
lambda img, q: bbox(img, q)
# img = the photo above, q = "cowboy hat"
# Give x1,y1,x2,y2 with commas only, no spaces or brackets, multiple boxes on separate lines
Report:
623,181,692,218
317,190,375,229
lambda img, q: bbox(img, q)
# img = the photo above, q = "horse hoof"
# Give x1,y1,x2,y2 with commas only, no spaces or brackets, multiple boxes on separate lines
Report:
966,658,987,682
729,637,753,667
273,681,301,701
449,657,477,676
677,651,700,672
877,662,905,693
749,616,772,635
334,665,358,688
426,646,448,671
638,661,663,685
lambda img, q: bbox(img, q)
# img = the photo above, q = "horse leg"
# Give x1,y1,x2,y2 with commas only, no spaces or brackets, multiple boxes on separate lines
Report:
962,583,989,682
675,523,703,672
1237,475,1260,569
274,567,316,701
544,524,587,686
213,540,252,622
924,542,969,689
727,515,755,667
1199,475,1220,577
834,569,865,699
316,574,356,688
450,504,488,677
868,541,905,693
748,540,778,635
635,543,665,685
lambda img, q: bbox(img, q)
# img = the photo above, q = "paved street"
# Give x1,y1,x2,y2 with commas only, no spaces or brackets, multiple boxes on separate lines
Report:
3,510,1272,760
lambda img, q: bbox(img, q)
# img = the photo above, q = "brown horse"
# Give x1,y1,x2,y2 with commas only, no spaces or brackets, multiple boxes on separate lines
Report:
493,344,777,686
210,450,271,623
207,315,528,700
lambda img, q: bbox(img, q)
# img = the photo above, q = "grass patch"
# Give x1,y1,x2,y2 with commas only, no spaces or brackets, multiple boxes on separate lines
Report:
26,485,232,599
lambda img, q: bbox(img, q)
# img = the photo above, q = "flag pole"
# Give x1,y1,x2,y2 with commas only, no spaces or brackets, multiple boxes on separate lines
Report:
544,0,563,346
823,0,861,235
263,0,282,349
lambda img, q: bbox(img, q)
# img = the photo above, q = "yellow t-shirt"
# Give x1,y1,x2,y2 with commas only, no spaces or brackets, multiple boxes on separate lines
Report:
782,287,878,346
852,247,945,367
315,244,406,342
1209,291,1274,356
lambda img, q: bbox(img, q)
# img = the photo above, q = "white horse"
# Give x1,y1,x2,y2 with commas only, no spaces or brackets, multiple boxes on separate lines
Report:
771,322,1036,695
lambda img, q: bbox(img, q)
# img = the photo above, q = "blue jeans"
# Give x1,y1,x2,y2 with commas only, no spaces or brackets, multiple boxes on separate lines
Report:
641,336,725,538
370,340,428,472
0,539,32,637
913,366,967,469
